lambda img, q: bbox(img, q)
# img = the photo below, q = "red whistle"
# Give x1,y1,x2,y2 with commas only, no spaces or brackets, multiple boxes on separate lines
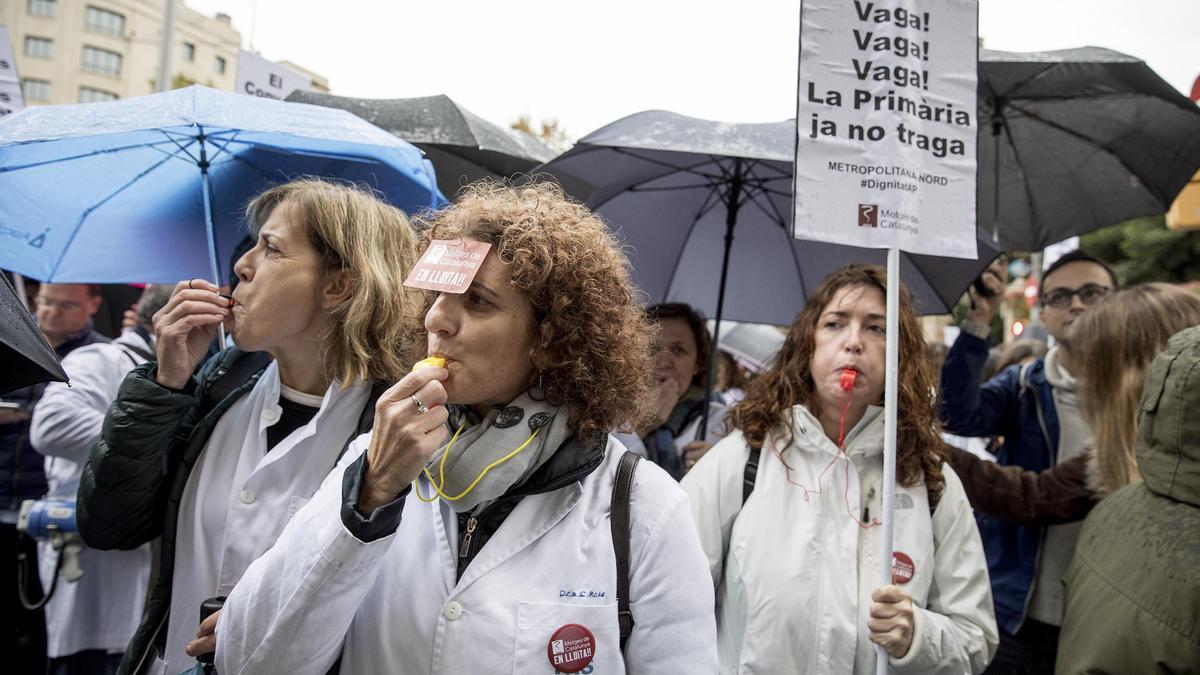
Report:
840,368,858,391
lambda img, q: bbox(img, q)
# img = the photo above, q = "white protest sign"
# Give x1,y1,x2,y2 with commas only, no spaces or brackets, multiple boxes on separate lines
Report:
236,49,311,100
0,26,25,117
792,0,978,259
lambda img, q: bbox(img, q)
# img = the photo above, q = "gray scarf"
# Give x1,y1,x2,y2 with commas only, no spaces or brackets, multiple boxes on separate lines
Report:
422,391,570,513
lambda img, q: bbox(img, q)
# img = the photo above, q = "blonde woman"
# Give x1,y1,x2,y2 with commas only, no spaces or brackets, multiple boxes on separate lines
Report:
946,283,1200,523
77,179,423,675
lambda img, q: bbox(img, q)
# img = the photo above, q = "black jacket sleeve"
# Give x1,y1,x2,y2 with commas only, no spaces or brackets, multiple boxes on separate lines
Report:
77,362,199,550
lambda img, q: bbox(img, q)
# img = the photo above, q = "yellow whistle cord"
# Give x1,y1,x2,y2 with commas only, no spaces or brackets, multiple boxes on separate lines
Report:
415,421,542,503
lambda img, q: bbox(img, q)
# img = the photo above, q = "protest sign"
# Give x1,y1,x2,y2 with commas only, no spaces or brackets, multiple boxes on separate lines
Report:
0,27,25,117
793,0,978,259
236,49,311,100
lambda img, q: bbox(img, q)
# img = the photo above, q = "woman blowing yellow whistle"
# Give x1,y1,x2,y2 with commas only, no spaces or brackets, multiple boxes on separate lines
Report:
412,356,446,371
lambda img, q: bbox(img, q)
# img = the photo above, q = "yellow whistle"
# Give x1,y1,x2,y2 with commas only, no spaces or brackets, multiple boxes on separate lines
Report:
412,356,447,371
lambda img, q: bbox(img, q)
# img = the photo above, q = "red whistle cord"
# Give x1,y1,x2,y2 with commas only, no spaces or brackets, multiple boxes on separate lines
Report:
770,368,880,529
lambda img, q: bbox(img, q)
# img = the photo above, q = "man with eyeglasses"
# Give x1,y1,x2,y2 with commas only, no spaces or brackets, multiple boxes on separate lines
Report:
939,250,1117,674
1,283,107,674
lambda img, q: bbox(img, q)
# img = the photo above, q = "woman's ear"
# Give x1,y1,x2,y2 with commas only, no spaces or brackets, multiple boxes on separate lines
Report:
321,269,353,309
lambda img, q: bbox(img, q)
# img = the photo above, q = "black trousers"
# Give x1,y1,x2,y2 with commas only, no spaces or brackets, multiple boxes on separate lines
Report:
983,619,1061,675
1,522,48,675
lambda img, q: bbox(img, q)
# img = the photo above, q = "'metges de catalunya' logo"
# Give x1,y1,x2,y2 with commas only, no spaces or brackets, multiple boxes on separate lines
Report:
858,204,879,228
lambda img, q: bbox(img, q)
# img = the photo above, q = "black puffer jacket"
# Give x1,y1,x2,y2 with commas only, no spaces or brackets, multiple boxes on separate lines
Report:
78,348,272,675
79,348,385,675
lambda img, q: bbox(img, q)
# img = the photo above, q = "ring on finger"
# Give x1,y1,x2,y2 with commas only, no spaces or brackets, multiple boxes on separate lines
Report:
188,279,195,290
411,395,428,414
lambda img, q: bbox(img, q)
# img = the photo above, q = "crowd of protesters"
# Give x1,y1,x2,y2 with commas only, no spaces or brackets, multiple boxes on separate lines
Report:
3,178,1198,675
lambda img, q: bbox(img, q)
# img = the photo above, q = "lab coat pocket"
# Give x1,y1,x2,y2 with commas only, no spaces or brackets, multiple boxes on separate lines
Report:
285,495,310,522
513,601,622,674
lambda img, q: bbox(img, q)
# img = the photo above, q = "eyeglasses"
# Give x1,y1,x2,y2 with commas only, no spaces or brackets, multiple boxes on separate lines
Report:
1041,283,1111,309
34,296,83,312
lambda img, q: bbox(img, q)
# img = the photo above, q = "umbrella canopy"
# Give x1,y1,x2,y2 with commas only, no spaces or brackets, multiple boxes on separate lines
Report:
0,274,67,395
712,320,786,372
979,47,1200,250
288,91,556,198
540,110,1002,327
0,85,442,284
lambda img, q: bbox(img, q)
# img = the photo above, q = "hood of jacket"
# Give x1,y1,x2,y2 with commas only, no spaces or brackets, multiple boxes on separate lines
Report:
1136,325,1200,508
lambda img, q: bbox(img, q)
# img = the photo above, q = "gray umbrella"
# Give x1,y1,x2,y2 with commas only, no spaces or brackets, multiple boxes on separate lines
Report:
538,110,1003,437
287,91,556,198
979,47,1200,250
539,110,1001,326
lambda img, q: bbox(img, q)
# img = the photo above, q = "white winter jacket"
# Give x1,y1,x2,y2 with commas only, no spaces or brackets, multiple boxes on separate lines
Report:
216,434,718,674
682,405,998,674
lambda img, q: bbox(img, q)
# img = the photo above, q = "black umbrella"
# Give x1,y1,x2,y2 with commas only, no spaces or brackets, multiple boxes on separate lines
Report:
0,274,67,396
979,47,1200,250
539,110,1002,438
287,92,556,198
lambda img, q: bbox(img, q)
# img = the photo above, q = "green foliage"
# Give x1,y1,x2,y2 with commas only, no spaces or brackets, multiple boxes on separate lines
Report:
1081,215,1200,285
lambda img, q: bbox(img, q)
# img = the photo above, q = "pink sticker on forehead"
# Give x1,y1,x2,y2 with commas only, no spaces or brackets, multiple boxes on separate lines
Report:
403,239,492,294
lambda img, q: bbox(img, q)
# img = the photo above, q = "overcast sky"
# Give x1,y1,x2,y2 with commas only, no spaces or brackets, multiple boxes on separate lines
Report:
186,0,1196,140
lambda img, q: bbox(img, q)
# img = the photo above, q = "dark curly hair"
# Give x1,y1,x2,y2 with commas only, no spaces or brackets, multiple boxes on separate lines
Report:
413,180,657,439
727,264,944,492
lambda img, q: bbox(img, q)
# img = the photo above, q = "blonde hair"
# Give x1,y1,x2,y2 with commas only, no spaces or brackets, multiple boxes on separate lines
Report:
414,180,657,439
1073,283,1200,495
247,179,424,384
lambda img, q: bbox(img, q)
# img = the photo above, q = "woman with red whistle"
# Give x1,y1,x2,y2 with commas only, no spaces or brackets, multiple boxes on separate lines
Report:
213,181,717,674
683,264,998,674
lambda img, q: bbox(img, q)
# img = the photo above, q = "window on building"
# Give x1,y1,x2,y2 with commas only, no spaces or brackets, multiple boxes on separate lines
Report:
27,0,56,18
182,42,195,62
78,86,117,103
24,36,54,59
84,6,125,36
215,55,226,75
21,78,50,101
82,45,122,77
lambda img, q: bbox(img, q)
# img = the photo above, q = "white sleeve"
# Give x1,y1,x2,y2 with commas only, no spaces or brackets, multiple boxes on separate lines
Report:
215,434,395,675
611,430,648,457
624,462,718,674
679,432,750,586
891,465,999,675
30,346,128,463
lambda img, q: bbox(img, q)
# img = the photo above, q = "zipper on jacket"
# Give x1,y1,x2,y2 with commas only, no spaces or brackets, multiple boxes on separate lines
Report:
131,607,169,675
459,516,477,559
863,486,875,523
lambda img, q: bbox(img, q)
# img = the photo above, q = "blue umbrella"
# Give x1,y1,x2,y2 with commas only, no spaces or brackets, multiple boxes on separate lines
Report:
0,85,443,284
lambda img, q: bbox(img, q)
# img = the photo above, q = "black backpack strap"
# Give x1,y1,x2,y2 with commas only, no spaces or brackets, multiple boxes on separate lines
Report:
121,342,156,363
612,450,640,652
743,445,762,504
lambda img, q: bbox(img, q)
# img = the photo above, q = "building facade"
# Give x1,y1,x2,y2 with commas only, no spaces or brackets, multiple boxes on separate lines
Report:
2,0,320,105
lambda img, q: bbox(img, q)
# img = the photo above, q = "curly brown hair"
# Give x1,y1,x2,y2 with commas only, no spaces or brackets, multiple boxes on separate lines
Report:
727,264,944,492
413,180,657,439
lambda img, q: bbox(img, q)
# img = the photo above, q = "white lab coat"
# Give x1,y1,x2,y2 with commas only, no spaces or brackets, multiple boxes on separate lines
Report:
216,434,718,675
682,405,998,674
30,330,153,659
161,362,370,675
